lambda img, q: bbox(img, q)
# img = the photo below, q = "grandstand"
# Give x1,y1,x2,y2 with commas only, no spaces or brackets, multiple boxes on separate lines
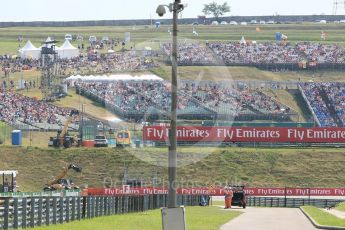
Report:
74,79,297,122
162,41,345,70
0,89,81,131
299,82,345,127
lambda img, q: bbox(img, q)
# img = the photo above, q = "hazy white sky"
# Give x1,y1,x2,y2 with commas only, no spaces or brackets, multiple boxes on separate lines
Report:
0,0,339,21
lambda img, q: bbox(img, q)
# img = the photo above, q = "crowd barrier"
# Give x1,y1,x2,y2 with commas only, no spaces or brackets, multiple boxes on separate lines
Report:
0,194,204,230
246,197,344,208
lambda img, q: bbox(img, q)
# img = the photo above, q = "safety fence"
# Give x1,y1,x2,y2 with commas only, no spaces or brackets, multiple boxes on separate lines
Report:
246,197,344,208
0,194,204,230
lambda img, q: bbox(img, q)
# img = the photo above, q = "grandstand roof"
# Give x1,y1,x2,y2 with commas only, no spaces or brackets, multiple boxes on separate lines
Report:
66,74,163,82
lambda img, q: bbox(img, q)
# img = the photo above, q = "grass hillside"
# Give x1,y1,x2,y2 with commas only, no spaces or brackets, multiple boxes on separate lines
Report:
0,146,344,192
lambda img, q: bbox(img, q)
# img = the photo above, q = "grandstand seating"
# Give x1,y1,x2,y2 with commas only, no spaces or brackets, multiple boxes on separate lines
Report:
299,82,345,127
75,80,295,121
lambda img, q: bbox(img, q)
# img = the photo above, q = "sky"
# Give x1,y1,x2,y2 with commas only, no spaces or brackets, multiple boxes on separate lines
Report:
0,0,340,22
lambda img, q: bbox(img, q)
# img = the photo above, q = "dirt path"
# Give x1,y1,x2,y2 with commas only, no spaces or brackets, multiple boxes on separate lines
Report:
220,207,316,230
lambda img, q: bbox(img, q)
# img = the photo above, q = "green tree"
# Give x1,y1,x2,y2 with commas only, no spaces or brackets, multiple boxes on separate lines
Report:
202,2,230,22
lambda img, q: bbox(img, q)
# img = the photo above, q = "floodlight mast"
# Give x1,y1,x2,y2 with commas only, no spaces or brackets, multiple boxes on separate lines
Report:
156,0,185,209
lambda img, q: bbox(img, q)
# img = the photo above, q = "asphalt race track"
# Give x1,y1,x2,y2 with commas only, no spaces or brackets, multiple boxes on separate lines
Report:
220,207,316,230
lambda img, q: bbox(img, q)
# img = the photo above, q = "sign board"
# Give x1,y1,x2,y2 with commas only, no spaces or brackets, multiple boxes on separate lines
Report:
143,126,345,143
87,187,345,197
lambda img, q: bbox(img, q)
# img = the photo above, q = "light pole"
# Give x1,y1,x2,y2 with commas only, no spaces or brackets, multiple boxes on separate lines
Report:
156,0,186,209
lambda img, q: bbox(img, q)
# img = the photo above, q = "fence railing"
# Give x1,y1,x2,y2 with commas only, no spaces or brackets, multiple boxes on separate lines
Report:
246,197,344,208
0,194,204,230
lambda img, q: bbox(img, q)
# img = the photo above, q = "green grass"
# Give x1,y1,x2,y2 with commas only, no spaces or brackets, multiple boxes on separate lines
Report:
34,206,240,230
1,146,345,191
302,206,345,227
335,202,345,212
1,23,345,54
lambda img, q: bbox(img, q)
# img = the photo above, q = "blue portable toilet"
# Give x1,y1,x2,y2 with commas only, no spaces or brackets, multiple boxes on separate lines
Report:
12,130,22,146
275,32,281,42
155,21,161,28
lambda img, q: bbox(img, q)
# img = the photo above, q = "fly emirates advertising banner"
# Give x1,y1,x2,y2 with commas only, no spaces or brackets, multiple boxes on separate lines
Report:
143,126,345,143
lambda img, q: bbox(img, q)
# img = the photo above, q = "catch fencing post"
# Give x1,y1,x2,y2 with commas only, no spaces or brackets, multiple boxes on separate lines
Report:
13,197,19,229
38,197,43,226
81,196,85,219
30,197,35,228
45,197,50,226
71,197,76,221
3,197,9,230
65,197,70,222
52,197,57,224
59,197,64,224
22,197,27,228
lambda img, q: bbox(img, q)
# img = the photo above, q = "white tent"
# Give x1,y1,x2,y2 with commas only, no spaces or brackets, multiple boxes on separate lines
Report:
19,40,41,59
240,36,246,44
57,40,79,59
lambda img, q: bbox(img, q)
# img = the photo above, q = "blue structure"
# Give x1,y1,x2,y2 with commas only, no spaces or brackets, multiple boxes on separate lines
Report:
275,32,282,42
11,130,22,146
155,22,161,28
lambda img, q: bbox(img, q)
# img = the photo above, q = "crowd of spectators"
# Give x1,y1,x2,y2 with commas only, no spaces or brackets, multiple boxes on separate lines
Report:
208,42,300,64
75,79,293,120
1,49,155,78
0,89,77,128
59,50,155,76
302,82,345,127
300,83,337,127
323,82,345,126
296,42,345,64
161,42,218,65
161,41,345,66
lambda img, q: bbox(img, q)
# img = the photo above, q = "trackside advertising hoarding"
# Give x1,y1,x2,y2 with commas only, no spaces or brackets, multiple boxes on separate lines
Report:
86,187,345,197
143,126,345,143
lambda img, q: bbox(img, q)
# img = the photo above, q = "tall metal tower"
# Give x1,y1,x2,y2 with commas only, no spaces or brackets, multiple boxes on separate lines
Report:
333,0,345,15
40,39,61,101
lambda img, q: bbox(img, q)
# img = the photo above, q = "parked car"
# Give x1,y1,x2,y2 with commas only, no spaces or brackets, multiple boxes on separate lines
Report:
340,19,345,23
250,20,257,24
240,22,248,26
192,22,199,25
229,21,238,25
211,21,219,25
318,20,327,24
64,34,72,41
94,135,108,147
267,20,275,24
220,21,228,25
259,20,266,24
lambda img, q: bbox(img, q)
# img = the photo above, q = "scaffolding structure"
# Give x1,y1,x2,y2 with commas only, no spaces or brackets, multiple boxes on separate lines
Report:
40,40,61,101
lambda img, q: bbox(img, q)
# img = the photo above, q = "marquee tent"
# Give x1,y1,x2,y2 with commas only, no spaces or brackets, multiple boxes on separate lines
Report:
19,40,41,59
240,36,246,44
65,74,163,85
57,39,79,59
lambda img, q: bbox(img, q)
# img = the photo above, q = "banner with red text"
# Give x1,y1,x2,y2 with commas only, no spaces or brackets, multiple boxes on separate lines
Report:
143,126,345,143
86,187,345,197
